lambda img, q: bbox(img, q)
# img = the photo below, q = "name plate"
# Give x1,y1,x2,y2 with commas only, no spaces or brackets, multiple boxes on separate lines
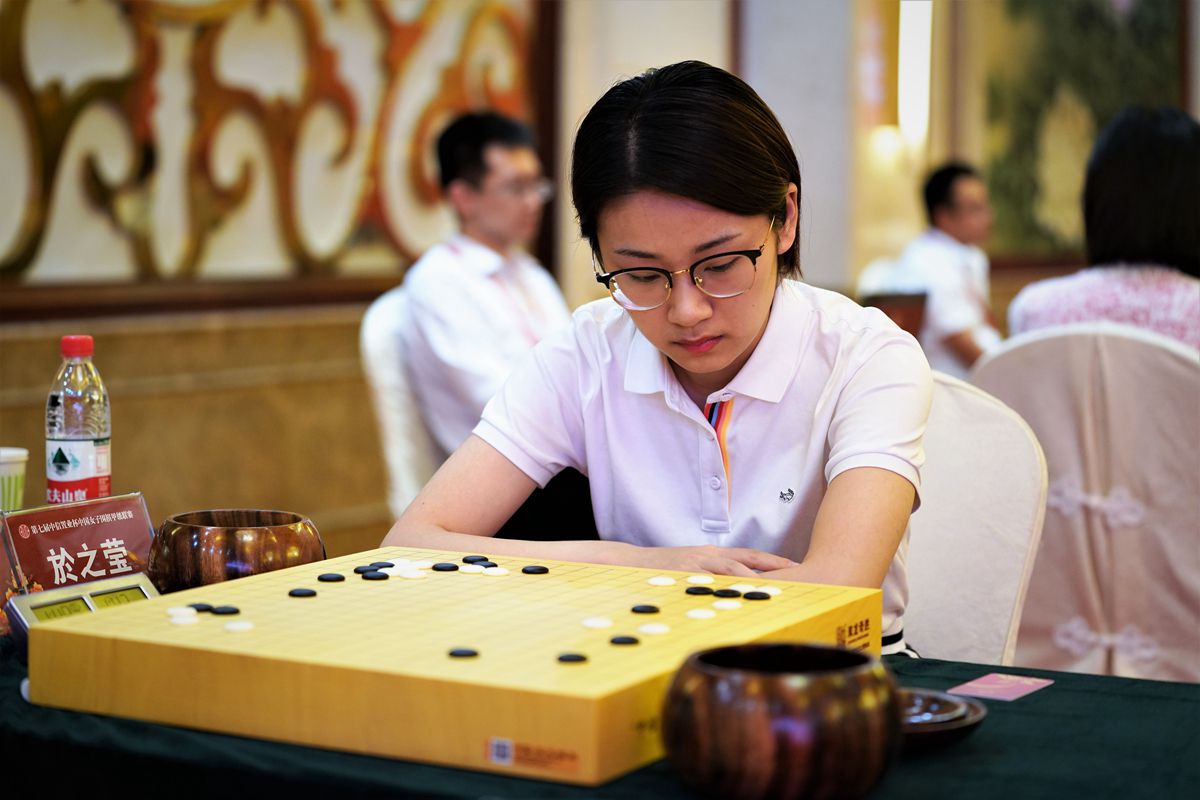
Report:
1,493,154,635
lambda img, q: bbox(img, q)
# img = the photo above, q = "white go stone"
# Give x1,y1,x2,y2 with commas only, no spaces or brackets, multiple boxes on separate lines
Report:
638,623,671,635
169,615,199,625
459,564,485,574
729,583,758,593
582,617,613,629
398,570,426,579
482,567,509,576
647,576,677,586
224,620,255,632
686,608,717,620
755,585,783,596
713,599,742,611
409,560,434,570
685,575,715,585
166,606,197,618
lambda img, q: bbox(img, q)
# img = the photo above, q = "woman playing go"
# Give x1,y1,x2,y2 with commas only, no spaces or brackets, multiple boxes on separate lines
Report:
384,61,932,652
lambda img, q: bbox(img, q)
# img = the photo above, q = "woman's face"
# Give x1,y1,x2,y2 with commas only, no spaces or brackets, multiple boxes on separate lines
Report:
596,187,798,401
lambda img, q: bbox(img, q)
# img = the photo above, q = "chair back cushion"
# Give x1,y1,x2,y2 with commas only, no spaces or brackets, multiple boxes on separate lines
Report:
360,287,441,519
972,322,1200,680
905,373,1047,665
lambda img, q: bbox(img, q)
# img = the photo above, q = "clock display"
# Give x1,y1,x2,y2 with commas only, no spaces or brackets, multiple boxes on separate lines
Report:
30,597,90,622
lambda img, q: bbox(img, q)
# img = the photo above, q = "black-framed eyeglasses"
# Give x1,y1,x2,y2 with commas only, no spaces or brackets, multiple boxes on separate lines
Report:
593,218,775,311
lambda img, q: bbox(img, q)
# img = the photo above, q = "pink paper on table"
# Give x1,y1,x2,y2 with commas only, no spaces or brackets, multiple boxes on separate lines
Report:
947,672,1054,701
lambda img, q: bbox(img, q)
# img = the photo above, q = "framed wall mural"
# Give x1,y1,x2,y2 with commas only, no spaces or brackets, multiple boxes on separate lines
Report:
955,0,1184,262
0,0,546,316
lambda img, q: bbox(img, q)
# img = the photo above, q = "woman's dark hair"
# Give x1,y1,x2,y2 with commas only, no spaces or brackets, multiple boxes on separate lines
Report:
1084,106,1199,276
571,61,802,278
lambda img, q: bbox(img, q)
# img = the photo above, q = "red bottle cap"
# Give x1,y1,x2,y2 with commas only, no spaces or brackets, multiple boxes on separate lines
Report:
60,335,94,357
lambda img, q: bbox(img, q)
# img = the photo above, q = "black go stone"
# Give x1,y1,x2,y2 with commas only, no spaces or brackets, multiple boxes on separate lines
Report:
432,562,459,572
211,606,239,615
610,636,639,645
361,571,388,581
188,603,213,613
685,586,715,596
743,591,771,601
448,648,478,658
370,561,395,569
288,588,317,598
476,561,498,569
354,565,381,574
462,555,490,564
558,653,587,663
317,573,345,582
713,589,742,598
521,565,550,575
631,605,659,614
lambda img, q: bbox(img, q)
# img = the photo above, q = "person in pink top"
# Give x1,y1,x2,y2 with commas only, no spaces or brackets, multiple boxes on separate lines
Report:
1008,107,1200,349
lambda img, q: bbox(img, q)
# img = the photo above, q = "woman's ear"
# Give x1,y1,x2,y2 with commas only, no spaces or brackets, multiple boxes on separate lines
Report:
777,183,799,255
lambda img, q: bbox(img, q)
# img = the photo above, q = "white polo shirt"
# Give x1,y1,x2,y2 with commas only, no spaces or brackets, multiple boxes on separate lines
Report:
475,280,932,639
891,228,1001,378
401,234,571,456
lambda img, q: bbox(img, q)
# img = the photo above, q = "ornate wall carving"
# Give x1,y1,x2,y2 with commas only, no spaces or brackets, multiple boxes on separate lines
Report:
0,0,533,285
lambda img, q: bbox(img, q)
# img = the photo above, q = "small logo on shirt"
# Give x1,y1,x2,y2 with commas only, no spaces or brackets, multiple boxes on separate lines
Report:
779,488,795,503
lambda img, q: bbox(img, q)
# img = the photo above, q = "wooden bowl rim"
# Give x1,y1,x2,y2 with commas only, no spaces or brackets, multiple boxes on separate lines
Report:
161,509,313,530
684,642,882,678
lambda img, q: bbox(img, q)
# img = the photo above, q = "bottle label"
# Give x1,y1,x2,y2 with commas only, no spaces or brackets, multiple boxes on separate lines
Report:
46,439,111,504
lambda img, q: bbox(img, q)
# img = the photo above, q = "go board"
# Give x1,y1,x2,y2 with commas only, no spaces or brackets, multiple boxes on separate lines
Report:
28,546,881,785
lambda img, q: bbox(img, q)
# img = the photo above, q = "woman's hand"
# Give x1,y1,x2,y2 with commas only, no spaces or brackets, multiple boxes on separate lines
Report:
616,544,799,577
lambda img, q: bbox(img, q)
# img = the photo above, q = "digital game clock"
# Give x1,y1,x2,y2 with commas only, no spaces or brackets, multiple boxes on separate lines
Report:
5,573,160,662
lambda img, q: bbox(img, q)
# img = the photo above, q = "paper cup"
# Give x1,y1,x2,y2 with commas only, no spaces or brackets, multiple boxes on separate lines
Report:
0,447,29,513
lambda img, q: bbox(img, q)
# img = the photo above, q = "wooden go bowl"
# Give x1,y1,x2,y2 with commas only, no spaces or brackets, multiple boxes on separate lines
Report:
662,642,901,800
148,509,326,593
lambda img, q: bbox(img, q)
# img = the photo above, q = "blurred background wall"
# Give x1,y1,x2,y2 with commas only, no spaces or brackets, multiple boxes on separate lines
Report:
1,0,1196,555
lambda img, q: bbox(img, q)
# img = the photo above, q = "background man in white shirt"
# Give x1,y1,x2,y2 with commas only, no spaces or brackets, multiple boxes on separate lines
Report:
399,111,596,540
891,162,1001,378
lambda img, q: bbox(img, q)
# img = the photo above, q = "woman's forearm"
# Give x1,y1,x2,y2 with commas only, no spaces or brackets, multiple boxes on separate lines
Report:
759,562,879,589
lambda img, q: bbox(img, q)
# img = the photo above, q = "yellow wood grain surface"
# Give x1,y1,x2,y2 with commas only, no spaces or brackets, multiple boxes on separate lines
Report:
28,546,881,784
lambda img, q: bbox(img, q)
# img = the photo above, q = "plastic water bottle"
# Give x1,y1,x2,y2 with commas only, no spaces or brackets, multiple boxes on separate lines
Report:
45,335,112,504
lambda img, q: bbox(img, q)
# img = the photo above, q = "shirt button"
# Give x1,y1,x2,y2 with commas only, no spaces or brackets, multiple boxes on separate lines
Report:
709,476,723,490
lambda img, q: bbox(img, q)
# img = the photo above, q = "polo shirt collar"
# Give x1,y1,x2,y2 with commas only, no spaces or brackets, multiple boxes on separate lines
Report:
623,282,807,404
625,323,672,395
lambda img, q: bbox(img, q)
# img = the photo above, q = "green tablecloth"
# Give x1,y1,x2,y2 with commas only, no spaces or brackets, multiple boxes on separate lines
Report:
2,635,1196,798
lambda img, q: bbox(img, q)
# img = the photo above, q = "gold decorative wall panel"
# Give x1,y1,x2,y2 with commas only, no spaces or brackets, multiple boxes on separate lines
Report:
0,0,533,285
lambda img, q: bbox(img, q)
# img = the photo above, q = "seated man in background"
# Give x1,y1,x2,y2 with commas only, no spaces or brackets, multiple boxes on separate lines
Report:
1007,107,1199,350
404,111,569,453
890,162,1002,378
401,111,596,539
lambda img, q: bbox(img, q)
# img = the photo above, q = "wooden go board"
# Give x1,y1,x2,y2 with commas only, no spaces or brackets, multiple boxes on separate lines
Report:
28,546,882,785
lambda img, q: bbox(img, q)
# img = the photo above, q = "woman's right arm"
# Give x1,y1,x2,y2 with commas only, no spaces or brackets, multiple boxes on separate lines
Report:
382,435,796,576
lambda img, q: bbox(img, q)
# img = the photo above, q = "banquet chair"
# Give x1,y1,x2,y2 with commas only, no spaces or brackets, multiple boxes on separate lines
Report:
904,372,1047,665
971,322,1200,681
360,285,442,520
